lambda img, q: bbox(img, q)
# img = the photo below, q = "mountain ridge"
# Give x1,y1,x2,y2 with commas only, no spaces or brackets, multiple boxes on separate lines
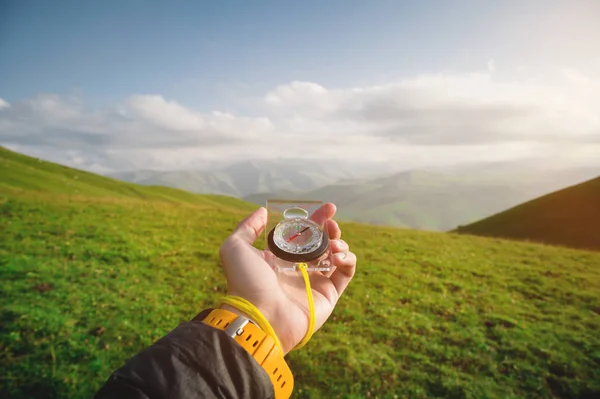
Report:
108,158,367,197
245,168,599,231
456,175,600,251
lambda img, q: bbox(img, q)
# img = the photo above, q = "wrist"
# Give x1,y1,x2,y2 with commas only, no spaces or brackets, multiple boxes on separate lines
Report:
218,303,255,323
268,308,295,355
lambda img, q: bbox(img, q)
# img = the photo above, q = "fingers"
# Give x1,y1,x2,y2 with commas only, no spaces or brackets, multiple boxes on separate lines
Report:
326,219,341,240
320,238,346,278
329,249,357,297
231,207,268,245
330,238,348,253
311,203,336,227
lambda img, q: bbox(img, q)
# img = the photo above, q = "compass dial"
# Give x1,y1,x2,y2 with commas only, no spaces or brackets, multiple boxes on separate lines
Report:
273,219,323,255
267,207,329,263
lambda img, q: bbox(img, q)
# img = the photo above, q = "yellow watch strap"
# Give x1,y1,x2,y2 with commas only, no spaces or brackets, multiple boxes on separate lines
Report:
203,308,294,399
218,295,283,351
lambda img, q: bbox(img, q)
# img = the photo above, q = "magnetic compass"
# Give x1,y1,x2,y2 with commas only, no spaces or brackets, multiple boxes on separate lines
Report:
267,206,329,263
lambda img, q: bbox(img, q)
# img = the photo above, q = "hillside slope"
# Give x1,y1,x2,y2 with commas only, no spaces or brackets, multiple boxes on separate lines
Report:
0,146,252,210
1,148,599,399
457,175,600,251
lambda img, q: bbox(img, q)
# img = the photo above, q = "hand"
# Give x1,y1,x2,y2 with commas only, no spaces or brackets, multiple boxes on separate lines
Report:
219,203,357,354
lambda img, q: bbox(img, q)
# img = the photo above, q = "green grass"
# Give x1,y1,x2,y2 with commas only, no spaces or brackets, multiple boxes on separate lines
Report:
457,176,600,251
1,147,600,399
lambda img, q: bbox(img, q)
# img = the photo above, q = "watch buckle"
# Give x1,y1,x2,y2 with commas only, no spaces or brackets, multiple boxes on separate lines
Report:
224,316,250,338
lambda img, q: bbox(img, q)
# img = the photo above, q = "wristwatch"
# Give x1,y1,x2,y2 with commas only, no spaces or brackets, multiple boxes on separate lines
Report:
202,308,294,399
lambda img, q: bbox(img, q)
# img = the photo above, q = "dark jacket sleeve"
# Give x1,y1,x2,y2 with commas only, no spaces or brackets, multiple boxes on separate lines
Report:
94,309,275,399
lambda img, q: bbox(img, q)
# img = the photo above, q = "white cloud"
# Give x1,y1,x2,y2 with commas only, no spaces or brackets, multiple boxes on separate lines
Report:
0,94,274,152
1,69,599,172
264,72,600,145
120,95,205,132
487,59,496,73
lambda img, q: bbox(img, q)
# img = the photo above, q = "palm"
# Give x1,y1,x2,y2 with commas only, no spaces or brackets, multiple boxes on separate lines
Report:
219,204,356,354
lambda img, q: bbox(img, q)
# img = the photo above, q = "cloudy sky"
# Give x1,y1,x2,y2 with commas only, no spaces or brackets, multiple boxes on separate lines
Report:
0,0,599,173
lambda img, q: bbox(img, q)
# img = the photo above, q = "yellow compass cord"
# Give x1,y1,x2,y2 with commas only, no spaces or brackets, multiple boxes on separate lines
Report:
291,262,315,351
218,262,316,353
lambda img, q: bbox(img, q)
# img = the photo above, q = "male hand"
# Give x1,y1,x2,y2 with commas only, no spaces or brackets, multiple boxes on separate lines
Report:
219,203,357,354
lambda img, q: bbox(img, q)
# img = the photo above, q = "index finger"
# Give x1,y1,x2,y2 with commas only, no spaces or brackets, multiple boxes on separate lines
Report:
231,207,268,245
310,203,336,227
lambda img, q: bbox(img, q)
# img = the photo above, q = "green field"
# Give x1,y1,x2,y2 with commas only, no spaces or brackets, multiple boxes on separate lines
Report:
1,147,600,399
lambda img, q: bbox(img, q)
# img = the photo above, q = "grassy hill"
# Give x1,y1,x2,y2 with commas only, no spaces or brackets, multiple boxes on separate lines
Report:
1,147,600,399
0,147,252,209
457,176,600,251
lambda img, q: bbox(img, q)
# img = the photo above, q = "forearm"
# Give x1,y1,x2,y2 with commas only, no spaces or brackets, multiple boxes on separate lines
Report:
94,309,275,399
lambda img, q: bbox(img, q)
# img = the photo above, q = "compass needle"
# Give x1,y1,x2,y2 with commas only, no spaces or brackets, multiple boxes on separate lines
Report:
286,226,310,242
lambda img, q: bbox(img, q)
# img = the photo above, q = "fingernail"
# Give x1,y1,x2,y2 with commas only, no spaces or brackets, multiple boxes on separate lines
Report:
334,252,347,260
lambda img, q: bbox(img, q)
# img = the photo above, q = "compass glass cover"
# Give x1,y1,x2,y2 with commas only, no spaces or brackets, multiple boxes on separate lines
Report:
265,199,333,272
273,219,323,255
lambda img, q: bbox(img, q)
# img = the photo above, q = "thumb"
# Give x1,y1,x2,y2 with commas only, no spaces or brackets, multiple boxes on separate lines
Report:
231,207,268,245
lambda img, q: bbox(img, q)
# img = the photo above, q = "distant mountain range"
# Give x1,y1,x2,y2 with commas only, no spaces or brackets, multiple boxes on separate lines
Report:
108,159,598,231
108,159,382,197
456,175,600,251
244,167,599,231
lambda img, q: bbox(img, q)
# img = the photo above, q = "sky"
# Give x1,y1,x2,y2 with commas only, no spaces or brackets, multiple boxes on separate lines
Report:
0,0,599,173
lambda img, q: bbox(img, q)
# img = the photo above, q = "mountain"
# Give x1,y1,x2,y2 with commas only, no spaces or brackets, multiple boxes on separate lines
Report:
456,175,600,251
2,146,599,398
245,168,599,230
109,156,598,231
109,169,240,196
108,159,373,197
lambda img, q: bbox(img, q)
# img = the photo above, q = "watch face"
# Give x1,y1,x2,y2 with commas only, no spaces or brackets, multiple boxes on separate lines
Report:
272,219,323,256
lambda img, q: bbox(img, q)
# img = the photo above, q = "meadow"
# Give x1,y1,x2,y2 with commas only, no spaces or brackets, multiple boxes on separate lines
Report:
1,147,599,398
